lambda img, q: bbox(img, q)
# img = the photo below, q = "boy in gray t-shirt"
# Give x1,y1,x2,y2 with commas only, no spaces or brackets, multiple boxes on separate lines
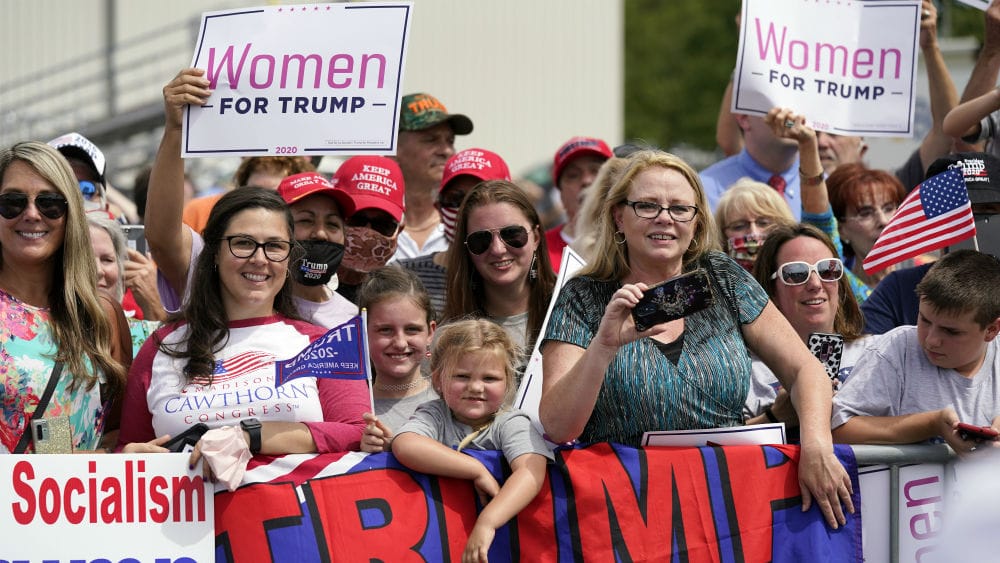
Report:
832,250,1000,453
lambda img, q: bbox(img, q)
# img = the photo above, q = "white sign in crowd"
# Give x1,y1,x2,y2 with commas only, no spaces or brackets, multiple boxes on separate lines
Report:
733,0,921,137
183,2,413,158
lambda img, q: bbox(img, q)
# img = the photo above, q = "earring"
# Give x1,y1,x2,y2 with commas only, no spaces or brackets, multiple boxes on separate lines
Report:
613,230,626,245
529,251,538,281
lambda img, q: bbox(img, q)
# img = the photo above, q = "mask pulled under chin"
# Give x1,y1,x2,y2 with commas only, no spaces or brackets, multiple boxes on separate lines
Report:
292,240,345,286
727,232,767,272
337,226,398,285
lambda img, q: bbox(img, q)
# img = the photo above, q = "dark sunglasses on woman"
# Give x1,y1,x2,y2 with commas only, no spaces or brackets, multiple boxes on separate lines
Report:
346,212,399,237
0,192,69,220
771,258,844,286
464,225,529,255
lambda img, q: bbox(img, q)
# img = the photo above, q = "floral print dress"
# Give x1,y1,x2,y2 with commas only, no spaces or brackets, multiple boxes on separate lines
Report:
0,288,105,453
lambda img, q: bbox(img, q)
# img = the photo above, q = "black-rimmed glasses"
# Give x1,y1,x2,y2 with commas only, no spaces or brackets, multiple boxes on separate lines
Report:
624,200,698,222
464,225,529,255
223,235,292,262
0,192,69,220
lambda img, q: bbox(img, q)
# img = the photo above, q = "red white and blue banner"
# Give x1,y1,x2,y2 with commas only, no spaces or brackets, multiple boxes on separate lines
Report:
212,443,862,562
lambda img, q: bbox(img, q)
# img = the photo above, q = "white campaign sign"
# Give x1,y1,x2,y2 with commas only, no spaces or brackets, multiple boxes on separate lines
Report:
183,2,412,158
733,0,921,137
0,454,214,561
514,247,586,441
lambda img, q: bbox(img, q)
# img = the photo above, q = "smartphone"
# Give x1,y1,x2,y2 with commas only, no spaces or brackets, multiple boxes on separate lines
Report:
631,269,715,332
807,332,845,381
163,423,210,453
31,416,74,454
956,422,999,442
121,224,147,255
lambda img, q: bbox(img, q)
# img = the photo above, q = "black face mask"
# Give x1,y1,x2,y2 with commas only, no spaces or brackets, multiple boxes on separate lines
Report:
292,240,345,286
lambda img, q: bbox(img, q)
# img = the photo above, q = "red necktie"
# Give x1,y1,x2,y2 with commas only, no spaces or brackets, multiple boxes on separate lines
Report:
767,174,786,197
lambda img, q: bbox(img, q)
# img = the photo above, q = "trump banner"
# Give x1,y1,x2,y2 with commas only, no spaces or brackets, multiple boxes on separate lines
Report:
211,443,862,562
733,0,920,137
275,316,367,387
183,2,412,157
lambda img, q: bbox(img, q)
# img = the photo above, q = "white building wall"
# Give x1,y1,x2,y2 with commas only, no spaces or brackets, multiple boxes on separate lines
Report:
0,0,623,182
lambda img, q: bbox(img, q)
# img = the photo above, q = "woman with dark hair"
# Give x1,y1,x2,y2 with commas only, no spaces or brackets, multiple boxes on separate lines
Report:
118,187,369,461
539,150,853,529
746,223,871,427
442,180,556,357
0,141,128,453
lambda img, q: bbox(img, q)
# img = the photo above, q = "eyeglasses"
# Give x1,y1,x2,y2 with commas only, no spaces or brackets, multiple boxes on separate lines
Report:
771,258,844,286
464,225,529,255
346,212,399,237
624,200,698,222
845,203,897,224
223,235,292,262
0,192,69,220
725,217,776,234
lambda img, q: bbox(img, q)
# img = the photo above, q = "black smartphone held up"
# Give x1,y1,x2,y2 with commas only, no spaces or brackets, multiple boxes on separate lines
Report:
956,422,1000,442
631,269,715,332
163,423,210,453
807,332,845,381
121,224,147,255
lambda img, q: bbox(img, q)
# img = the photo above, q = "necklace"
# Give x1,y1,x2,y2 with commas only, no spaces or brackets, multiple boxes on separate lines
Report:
374,378,428,392
405,216,439,233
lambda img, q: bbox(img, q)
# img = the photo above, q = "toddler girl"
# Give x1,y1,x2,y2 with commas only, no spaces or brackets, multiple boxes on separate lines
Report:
392,318,552,562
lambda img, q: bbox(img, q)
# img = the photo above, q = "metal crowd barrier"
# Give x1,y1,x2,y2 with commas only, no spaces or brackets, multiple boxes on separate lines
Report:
850,444,957,563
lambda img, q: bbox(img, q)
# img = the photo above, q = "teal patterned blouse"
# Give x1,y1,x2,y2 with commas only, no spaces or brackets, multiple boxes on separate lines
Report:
543,251,769,446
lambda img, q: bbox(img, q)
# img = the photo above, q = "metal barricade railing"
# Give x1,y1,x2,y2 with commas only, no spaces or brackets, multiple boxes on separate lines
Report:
851,444,957,563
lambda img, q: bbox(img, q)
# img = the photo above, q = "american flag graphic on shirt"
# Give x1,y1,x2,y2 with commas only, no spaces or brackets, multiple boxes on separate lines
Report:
212,350,275,379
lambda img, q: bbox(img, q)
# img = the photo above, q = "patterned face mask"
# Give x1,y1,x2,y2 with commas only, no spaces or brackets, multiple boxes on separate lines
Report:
726,232,767,272
337,226,398,285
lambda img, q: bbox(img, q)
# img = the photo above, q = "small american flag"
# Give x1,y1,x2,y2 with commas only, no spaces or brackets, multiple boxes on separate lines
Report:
863,169,976,274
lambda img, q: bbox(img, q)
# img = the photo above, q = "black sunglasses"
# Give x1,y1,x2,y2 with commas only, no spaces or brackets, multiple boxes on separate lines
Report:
464,225,530,255
346,213,399,237
0,192,69,220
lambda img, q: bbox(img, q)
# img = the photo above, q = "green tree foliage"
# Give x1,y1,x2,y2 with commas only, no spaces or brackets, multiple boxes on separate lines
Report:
624,1,988,153
624,0,740,151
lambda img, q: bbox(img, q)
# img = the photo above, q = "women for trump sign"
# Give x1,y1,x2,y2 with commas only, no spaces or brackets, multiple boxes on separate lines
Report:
733,0,921,137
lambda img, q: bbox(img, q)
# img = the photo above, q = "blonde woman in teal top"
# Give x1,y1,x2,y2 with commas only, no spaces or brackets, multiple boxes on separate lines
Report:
539,150,855,530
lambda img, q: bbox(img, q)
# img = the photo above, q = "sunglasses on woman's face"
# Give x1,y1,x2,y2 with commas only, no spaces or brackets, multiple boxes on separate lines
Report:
346,212,399,237
0,192,69,220
771,258,844,286
464,225,529,255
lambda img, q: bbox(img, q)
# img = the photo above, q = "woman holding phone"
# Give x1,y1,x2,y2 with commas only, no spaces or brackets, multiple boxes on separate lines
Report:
746,223,871,426
539,150,854,530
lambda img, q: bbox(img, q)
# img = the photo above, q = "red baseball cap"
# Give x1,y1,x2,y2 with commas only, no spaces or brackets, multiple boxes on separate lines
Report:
552,136,613,187
440,148,511,192
332,156,405,222
277,172,354,216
